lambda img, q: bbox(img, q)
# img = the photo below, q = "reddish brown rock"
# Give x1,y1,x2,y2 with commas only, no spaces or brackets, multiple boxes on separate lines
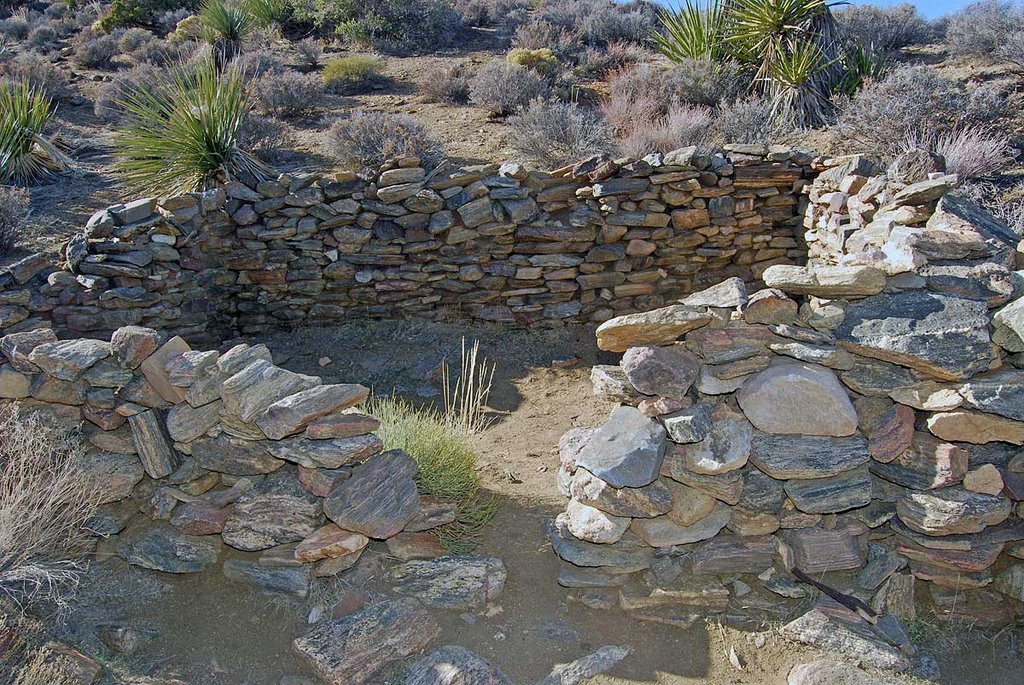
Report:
170,502,231,535
305,411,380,439
963,464,1005,496
295,525,369,563
868,404,915,463
386,532,446,561
138,336,190,403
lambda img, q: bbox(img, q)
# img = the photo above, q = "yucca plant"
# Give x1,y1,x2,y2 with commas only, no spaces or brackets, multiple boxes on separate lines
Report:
834,42,888,97
244,0,290,26
200,0,256,67
654,0,729,61
0,81,71,185
113,59,269,196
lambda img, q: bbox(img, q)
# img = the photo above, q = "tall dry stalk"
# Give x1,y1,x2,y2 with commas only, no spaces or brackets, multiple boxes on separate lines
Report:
441,337,495,434
0,409,101,610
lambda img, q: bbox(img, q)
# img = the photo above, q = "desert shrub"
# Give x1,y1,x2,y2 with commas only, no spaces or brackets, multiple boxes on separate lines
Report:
512,19,583,60
94,62,167,122
509,98,611,166
907,127,1014,180
113,59,268,194
253,68,324,117
71,28,121,68
714,95,795,145
244,0,290,26
576,41,655,78
233,46,284,76
0,51,71,100
295,0,462,55
100,0,197,32
997,29,1024,66
325,110,441,173
831,65,1004,157
322,54,384,94
534,0,657,48
0,81,69,184
617,103,716,158
0,12,31,40
293,37,322,68
239,112,289,162
0,409,101,608
455,0,529,30
117,27,154,52
507,47,559,76
664,57,748,107
419,63,471,104
25,24,58,52
955,180,1024,235
0,185,28,257
131,37,186,65
835,2,934,53
469,59,550,116
945,0,1024,60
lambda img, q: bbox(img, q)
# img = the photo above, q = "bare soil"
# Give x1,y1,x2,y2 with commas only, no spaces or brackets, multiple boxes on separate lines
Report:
55,320,1024,685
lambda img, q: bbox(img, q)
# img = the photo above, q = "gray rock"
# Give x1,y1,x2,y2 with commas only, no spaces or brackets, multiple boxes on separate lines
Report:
763,265,886,298
129,409,179,479
769,342,856,370
840,359,919,397
740,468,786,513
960,370,1024,422
221,360,321,423
293,598,440,685
323,449,420,538
682,277,747,308
569,469,673,518
256,384,369,440
780,600,911,671
782,524,867,573
191,435,284,475
406,646,513,685
391,556,506,609
268,434,383,469
921,193,1019,259
547,519,653,571
81,451,144,504
590,365,646,404
837,292,994,381
750,432,869,479
869,432,968,490
788,660,887,685
629,502,730,547
117,525,220,573
672,403,752,475
0,328,58,372
574,406,666,488
596,305,712,352
621,345,700,400
223,559,311,596
222,493,321,551
535,645,631,685
784,465,873,514
661,402,713,444
166,400,221,443
737,362,857,436
563,500,630,543
660,453,743,504
897,488,1011,536
28,338,110,381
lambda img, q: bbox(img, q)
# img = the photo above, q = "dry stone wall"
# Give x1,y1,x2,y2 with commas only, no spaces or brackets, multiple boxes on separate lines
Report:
550,150,1024,644
0,146,812,345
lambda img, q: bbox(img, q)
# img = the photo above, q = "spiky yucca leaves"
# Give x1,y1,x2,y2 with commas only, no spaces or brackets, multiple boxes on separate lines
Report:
113,60,268,196
0,81,70,185
244,0,290,26
200,0,256,67
834,43,888,97
655,0,729,61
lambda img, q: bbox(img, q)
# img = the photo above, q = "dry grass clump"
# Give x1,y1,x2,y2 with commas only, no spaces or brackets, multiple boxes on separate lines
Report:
322,55,384,94
907,127,1014,181
616,103,716,158
944,0,1024,60
0,409,101,610
325,110,441,173
509,98,612,167
441,337,495,435
835,2,935,54
469,59,551,116
419,63,472,104
253,68,324,118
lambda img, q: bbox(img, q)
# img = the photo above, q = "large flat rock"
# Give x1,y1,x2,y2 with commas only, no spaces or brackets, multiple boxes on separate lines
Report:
547,519,653,572
405,645,513,685
750,432,868,480
222,493,321,551
221,360,321,423
117,524,220,573
763,265,886,298
784,465,872,514
191,435,284,475
836,292,994,381
927,410,1024,445
629,502,730,548
323,449,419,539
596,305,712,352
27,338,110,380
293,598,440,685
574,406,666,488
737,362,857,436
391,556,506,610
960,370,1024,422
897,488,1011,536
672,403,752,475
780,601,911,671
569,468,673,518
868,432,967,490
256,383,369,440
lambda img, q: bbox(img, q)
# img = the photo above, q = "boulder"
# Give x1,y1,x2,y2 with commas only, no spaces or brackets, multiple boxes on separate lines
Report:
963,464,1005,496
737,362,857,436
405,646,513,685
672,403,752,475
117,524,220,573
762,265,886,298
837,292,994,381
921,193,1019,260
0,328,57,372
81,451,144,504
742,288,798,325
323,450,420,539
221,360,321,423
897,488,1011,536
595,305,712,352
621,345,700,400
390,556,506,609
590,365,646,404
682,278,747,308
574,406,666,488
292,598,440,685
166,400,221,443
662,479,716,526
781,601,910,671
256,384,370,440
28,338,110,381
221,493,321,551
564,500,631,544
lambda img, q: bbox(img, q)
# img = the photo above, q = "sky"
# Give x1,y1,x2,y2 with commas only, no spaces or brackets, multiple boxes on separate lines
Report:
846,1,993,19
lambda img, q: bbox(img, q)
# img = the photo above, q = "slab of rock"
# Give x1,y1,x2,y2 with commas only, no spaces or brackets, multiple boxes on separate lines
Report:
139,336,191,403
897,488,1011,536
737,362,857,436
750,432,869,479
742,288,798,325
169,501,230,535
80,451,144,504
28,338,110,381
763,265,886,298
960,370,1024,422
621,345,699,400
166,400,221,443
596,305,712,352
269,434,383,469
391,556,506,609
837,292,994,381
768,342,855,370
672,403,752,475
223,559,311,596
630,502,730,548
963,464,1005,495
191,435,283,475
871,572,916,623
993,296,1024,353
305,411,380,439
590,365,645,404
0,327,58,372
926,410,1024,445
557,564,635,588
869,432,967,490
662,479,716,526
535,645,632,685
868,404,915,463
841,359,919,398
221,360,321,423
222,493,321,551
682,277,747,308
660,454,743,504
930,586,1016,627
293,598,440,685
404,496,458,532
574,406,666,488
295,524,369,562
323,449,419,539
857,543,905,591
782,524,867,573
788,660,886,685
386,532,446,561
780,600,911,671
922,193,1019,259
563,500,630,544
895,538,1003,573
784,465,872,514
547,520,653,572
129,409,179,479
691,534,775,574
405,645,513,685
569,469,673,518
662,402,713,443
117,525,220,573
256,384,370,440
684,325,778,364
889,381,963,412
993,564,1024,603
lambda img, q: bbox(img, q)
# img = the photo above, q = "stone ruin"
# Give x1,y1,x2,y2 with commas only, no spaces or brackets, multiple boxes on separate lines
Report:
550,151,1024,671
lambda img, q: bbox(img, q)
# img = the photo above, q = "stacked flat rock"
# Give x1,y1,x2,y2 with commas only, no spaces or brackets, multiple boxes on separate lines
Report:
554,150,1024,633
0,325,464,603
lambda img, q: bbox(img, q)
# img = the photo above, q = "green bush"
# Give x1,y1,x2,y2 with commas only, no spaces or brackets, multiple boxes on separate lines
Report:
291,0,462,55
507,47,560,76
322,54,384,94
100,0,199,32
0,80,70,185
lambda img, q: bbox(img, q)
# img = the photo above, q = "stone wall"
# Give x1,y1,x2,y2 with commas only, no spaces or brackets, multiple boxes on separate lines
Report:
0,325,482,595
0,146,812,345
549,150,1024,648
